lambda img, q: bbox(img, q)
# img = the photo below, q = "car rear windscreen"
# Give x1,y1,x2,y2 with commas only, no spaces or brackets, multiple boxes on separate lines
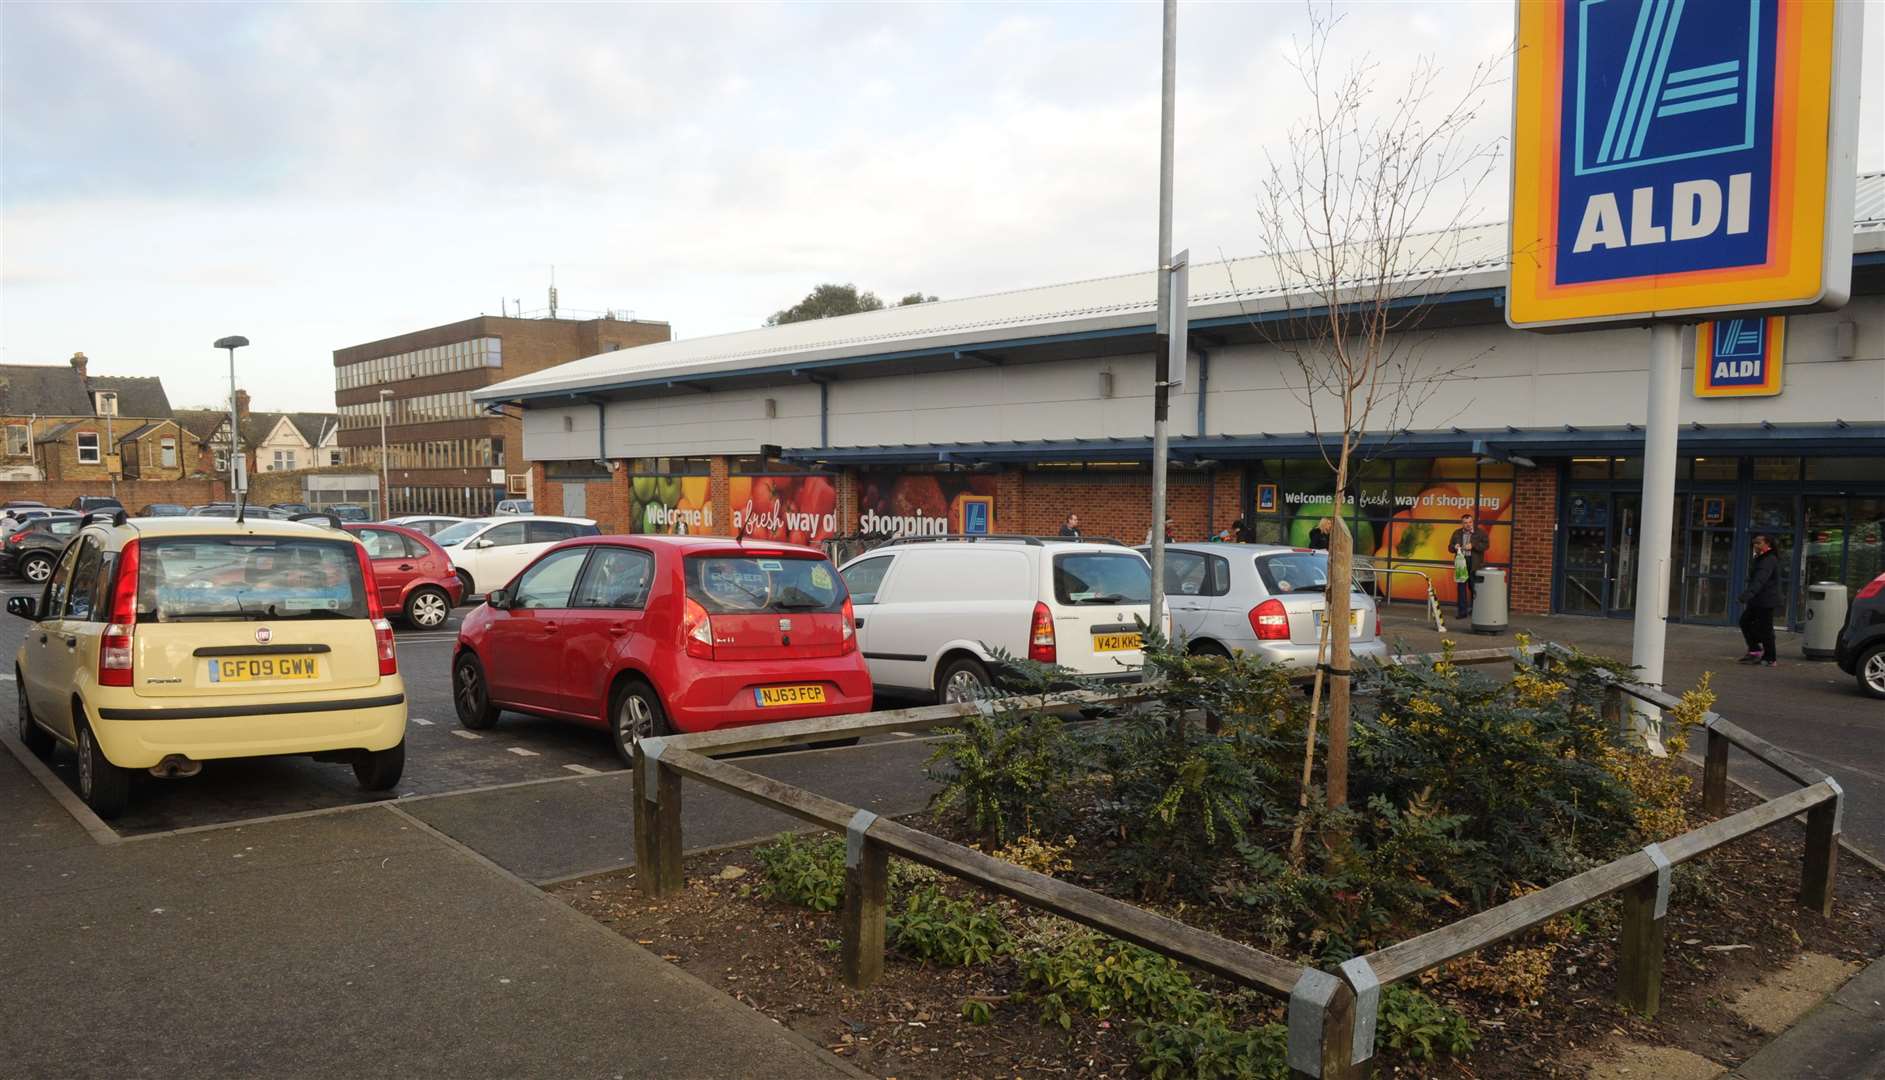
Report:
1052,553,1152,606
1255,552,1370,595
684,555,845,614
137,537,369,621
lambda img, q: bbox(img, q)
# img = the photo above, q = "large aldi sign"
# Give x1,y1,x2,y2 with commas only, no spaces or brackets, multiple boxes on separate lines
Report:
1694,315,1785,396
1507,0,1862,329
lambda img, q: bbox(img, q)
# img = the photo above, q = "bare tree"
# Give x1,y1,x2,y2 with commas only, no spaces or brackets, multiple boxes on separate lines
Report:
1238,3,1504,832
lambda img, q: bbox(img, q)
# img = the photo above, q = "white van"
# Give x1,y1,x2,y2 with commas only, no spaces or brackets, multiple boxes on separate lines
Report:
837,536,1167,702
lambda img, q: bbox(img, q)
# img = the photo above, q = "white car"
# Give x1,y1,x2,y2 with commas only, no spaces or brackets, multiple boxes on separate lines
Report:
837,536,1168,703
431,515,599,597
1144,542,1388,669
383,515,467,538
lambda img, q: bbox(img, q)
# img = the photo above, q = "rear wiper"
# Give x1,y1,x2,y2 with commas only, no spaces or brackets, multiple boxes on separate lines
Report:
270,609,353,620
772,599,827,610
1079,593,1130,604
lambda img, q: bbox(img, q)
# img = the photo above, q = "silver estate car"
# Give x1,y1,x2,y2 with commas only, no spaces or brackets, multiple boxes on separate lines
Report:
1140,542,1389,670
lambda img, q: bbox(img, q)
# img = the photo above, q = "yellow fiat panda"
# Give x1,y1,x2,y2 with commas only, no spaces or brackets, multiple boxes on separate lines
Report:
10,512,407,819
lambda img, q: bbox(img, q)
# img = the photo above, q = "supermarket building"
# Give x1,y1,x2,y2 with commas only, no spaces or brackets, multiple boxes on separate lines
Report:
477,176,1885,629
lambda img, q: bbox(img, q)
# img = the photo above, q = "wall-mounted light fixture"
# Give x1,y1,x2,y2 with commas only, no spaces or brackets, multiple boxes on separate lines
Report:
764,397,778,419
1098,371,1115,399
1834,321,1857,360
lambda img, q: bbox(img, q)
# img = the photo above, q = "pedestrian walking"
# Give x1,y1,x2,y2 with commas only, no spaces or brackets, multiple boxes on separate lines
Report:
1308,517,1332,551
1738,533,1783,667
1446,513,1489,620
1145,516,1175,544
1058,513,1082,538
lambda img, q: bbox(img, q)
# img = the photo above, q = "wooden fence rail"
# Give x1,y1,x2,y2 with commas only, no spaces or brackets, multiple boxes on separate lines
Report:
627,642,1843,1080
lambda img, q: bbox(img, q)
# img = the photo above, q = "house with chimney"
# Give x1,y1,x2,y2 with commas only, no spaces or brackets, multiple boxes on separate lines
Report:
0,353,184,485
174,390,339,482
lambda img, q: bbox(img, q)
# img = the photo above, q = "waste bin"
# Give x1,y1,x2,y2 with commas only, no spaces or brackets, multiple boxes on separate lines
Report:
1802,581,1848,660
1470,567,1509,635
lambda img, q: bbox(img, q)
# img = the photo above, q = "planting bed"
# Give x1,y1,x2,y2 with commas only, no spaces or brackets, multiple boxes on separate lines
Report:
555,772,1885,1079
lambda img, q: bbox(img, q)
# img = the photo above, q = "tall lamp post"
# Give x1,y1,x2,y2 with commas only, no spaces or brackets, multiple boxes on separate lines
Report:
378,389,394,520
214,336,248,508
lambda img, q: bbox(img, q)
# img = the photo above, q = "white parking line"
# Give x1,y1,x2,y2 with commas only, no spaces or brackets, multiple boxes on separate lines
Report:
562,764,600,775
0,673,14,682
506,747,539,757
451,730,482,740
411,717,434,726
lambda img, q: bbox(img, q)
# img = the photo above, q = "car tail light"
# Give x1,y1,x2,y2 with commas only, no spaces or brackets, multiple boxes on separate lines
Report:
100,540,140,687
1859,573,1885,602
351,542,397,676
682,597,715,660
5,533,22,546
1028,602,1056,663
1249,598,1290,640
840,597,857,654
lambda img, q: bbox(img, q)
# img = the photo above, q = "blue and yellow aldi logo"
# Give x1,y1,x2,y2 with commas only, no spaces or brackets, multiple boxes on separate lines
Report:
1694,316,1784,396
1508,0,1859,329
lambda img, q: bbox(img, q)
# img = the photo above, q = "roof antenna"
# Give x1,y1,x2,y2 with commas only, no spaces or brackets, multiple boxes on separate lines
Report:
548,265,558,319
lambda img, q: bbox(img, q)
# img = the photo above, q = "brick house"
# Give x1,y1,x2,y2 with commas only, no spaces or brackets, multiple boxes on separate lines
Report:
0,353,183,485
174,393,338,480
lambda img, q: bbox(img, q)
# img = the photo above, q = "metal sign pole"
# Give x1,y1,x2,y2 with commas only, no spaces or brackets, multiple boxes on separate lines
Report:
1146,0,1176,667
1629,322,1684,739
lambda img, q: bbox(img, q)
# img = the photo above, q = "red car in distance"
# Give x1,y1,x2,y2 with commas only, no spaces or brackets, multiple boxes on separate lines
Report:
344,522,464,630
451,535,871,764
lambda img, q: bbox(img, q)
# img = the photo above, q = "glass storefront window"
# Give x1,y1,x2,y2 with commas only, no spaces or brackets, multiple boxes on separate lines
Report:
1848,498,1884,594
1752,457,1801,481
1569,457,1610,480
1688,456,1737,481
1613,457,1643,480
1804,458,1878,482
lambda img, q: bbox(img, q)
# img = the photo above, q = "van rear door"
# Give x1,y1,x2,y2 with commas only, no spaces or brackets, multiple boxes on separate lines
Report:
1048,550,1153,677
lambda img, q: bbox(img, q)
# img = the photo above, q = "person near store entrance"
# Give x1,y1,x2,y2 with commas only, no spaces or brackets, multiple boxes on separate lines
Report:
1058,513,1082,538
1308,517,1332,550
1215,517,1254,543
1145,516,1175,544
1447,513,1489,619
1739,533,1782,667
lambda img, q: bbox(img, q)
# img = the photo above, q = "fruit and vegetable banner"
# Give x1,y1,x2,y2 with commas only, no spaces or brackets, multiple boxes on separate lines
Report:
730,473,839,544
857,471,998,538
1268,457,1514,604
629,473,712,534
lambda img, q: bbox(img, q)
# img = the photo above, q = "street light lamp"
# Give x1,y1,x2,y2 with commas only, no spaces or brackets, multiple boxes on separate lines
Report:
214,336,248,512
378,389,394,520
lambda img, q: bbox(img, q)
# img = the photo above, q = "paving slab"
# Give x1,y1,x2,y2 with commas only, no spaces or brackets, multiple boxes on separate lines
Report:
0,752,858,1080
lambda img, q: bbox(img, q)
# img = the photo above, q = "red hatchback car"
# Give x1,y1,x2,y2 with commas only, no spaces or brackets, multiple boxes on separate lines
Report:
451,535,872,763
344,522,464,629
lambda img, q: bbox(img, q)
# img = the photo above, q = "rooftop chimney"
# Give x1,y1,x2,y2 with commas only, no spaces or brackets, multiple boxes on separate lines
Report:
69,352,88,379
234,389,251,418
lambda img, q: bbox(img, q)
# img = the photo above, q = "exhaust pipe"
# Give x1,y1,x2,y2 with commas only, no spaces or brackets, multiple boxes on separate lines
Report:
149,755,202,779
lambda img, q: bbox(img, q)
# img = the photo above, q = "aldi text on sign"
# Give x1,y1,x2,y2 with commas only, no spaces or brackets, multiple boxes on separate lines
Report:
1694,315,1785,396
1507,0,1860,328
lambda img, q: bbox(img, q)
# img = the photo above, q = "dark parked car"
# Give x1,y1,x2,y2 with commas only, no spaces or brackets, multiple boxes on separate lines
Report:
1,499,46,513
272,502,314,516
2,517,84,582
136,503,192,517
1835,571,1885,699
68,496,124,513
187,503,290,519
330,504,373,522
344,522,464,628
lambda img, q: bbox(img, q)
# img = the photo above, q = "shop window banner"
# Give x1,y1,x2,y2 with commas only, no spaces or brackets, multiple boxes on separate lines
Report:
858,471,999,538
630,474,712,534
730,473,839,543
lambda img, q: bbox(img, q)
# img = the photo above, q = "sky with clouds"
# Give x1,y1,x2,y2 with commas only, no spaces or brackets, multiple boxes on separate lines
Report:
3,1,1880,412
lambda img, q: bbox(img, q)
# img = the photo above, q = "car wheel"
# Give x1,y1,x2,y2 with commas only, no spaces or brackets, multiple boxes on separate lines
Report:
1858,644,1885,701
16,676,53,759
610,680,671,768
75,709,129,819
352,740,405,791
19,554,53,583
1187,639,1231,659
456,569,476,600
453,653,500,730
936,656,991,705
405,586,451,629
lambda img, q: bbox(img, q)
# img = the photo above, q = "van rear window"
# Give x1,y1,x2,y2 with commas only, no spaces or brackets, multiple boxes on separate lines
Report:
684,555,845,614
1052,553,1151,606
136,537,369,621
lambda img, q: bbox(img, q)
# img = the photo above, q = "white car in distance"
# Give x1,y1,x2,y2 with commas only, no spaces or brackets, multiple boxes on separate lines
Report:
431,515,599,598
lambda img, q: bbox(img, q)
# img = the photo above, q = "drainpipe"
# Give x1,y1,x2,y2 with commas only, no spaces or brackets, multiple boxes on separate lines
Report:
818,378,829,447
1194,347,1210,438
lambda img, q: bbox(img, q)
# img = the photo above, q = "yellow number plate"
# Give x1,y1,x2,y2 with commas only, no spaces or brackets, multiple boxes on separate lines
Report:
1092,632,1143,653
210,656,320,683
755,684,826,707
1314,610,1362,633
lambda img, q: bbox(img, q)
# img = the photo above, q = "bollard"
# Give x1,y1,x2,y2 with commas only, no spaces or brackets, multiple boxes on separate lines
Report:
1601,684,1626,736
1800,779,1842,917
633,738,684,896
1617,845,1670,1017
1287,970,1364,1079
839,810,887,989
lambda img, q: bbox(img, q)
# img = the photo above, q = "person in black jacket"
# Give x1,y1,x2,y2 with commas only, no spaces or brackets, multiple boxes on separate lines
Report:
1738,533,1783,666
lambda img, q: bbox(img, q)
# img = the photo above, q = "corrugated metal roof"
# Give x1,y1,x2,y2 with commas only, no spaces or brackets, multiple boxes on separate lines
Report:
481,173,1885,403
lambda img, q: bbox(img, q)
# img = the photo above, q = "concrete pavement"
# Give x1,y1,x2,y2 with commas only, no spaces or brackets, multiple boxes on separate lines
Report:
0,746,862,1079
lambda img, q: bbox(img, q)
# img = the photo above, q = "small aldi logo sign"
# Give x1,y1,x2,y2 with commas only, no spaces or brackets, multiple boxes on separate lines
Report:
1507,0,1860,329
1694,316,1784,396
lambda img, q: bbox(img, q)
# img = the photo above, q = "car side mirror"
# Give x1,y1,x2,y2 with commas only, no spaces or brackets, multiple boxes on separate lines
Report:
6,595,39,621
471,538,492,549
486,588,509,610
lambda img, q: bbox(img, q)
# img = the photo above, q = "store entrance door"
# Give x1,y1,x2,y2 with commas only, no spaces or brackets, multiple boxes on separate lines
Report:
1677,495,1736,624
1560,490,1648,619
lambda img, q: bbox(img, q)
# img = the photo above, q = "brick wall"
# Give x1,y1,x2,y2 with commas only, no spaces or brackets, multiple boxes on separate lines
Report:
709,457,732,537
1006,470,1217,544
532,464,559,516
1510,464,1559,615
0,477,228,510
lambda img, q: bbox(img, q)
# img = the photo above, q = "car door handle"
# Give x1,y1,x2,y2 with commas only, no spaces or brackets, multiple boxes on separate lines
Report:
853,618,865,628
38,634,48,644
608,624,630,637
541,621,558,633
63,636,77,649
397,564,414,571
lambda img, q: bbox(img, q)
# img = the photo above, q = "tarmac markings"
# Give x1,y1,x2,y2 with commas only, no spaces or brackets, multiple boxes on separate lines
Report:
506,747,539,757
411,717,434,726
563,764,600,775
451,730,482,740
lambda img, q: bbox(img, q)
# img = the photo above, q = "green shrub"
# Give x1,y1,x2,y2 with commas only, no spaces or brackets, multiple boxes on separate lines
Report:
1377,985,1475,1060
926,690,1079,847
1135,1015,1290,1080
887,885,1008,966
753,832,846,911
1012,923,1213,1029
